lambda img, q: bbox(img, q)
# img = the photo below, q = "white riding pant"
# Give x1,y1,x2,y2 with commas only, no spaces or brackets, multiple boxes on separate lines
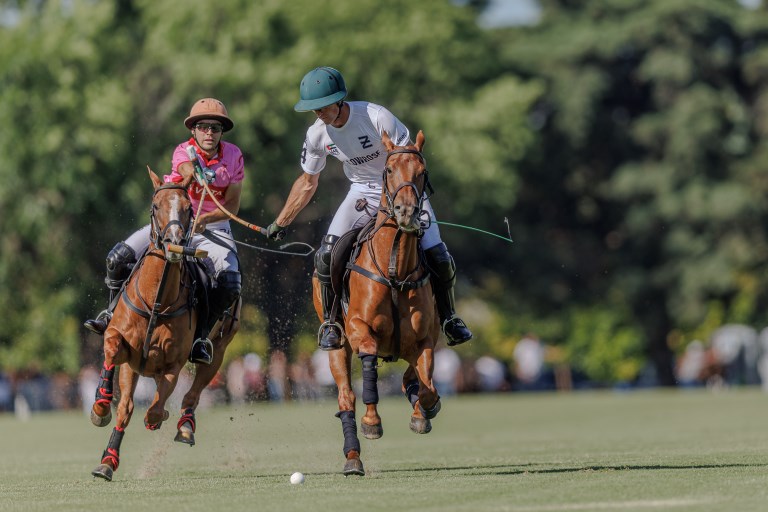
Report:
326,182,443,249
124,219,239,277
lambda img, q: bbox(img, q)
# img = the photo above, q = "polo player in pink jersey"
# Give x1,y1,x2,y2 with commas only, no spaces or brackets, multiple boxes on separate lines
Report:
84,98,245,365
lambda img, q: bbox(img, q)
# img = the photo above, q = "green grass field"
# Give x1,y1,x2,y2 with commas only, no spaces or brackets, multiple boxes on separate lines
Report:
2,389,768,511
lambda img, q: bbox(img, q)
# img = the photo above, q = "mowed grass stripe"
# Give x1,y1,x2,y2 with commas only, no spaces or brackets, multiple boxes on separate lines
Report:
1,390,768,511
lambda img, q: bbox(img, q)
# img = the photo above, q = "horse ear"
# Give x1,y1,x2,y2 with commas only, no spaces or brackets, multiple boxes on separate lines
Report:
415,130,425,152
382,131,395,151
147,165,163,189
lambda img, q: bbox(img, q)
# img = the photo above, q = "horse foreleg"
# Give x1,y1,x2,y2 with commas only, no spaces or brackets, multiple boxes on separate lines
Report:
330,345,364,476
91,333,130,426
92,365,138,481
359,353,383,440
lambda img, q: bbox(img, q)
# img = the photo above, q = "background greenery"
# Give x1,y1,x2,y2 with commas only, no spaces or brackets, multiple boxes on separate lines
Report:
2,0,768,385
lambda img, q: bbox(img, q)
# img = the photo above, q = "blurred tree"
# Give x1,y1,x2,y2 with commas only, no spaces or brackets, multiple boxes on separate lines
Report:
497,0,768,384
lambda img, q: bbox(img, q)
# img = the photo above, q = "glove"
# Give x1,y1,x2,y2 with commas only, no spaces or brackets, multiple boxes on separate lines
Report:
266,222,287,241
202,167,216,184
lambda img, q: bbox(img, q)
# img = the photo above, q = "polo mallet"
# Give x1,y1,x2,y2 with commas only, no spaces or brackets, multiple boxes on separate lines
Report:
185,145,269,236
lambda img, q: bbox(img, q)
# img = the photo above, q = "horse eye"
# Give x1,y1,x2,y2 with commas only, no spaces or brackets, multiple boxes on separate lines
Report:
386,167,392,174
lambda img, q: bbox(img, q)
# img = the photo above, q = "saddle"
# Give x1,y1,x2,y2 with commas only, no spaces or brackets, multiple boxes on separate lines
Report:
329,218,378,314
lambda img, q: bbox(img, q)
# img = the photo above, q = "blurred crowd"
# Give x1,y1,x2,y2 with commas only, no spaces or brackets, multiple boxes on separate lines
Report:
1,325,765,416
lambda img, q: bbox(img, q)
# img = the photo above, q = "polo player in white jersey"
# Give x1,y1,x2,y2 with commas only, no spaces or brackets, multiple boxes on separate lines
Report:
266,67,472,351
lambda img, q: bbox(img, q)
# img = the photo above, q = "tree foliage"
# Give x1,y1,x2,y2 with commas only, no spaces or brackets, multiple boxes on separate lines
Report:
2,0,768,386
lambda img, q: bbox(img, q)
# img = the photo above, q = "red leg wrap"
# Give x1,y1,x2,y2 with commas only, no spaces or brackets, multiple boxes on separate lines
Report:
101,448,120,470
177,408,196,433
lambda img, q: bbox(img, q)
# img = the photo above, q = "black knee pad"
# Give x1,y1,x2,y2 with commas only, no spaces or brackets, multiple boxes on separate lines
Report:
424,242,456,290
105,242,136,290
208,271,241,322
314,235,339,286
359,353,379,405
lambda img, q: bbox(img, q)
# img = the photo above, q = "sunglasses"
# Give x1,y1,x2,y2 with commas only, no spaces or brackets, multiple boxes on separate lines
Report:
195,123,224,133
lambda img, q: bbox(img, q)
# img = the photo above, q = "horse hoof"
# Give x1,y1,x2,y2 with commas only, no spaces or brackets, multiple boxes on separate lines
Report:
360,422,383,440
418,399,441,420
145,410,170,430
343,458,365,476
90,409,112,427
174,430,196,446
91,464,113,481
409,416,432,434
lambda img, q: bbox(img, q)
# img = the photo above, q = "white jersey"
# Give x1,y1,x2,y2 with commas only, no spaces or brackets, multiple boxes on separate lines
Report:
300,101,410,186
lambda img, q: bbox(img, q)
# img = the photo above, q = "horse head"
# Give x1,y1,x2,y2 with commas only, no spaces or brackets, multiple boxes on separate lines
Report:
381,130,430,233
148,169,193,264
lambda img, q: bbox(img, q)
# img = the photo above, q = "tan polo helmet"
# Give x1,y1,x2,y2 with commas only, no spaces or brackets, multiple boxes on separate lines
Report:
184,98,234,132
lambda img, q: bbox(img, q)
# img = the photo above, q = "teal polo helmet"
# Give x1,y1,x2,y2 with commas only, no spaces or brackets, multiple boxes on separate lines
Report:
294,67,347,112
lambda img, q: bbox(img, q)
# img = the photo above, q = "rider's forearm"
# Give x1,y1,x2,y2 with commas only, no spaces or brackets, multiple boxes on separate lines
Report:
276,174,318,226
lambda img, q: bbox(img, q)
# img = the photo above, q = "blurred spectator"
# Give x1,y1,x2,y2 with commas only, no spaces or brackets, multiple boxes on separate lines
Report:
290,351,319,400
243,352,268,401
474,355,509,392
758,327,768,392
0,372,13,412
675,340,707,387
310,349,337,397
433,347,461,396
15,368,53,412
267,349,290,402
709,324,759,386
513,333,546,391
226,356,247,404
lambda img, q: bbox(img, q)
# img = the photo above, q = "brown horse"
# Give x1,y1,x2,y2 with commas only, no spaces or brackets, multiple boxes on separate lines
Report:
90,169,241,481
313,130,441,476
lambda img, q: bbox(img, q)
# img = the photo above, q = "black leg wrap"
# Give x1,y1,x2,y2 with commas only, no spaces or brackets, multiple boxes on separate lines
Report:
101,426,125,469
94,363,115,406
335,410,361,457
360,353,379,405
404,379,420,408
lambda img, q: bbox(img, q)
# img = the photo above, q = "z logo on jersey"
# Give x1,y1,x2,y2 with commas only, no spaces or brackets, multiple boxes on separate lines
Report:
326,143,340,156
358,135,373,149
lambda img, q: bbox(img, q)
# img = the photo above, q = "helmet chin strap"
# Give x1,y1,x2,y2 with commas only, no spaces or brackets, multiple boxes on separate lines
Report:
332,101,345,125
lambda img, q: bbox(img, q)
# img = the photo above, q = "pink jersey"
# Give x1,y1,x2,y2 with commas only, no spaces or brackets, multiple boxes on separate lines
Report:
164,138,245,215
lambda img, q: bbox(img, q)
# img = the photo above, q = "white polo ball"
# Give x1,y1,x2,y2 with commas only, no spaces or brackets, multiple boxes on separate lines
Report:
290,472,305,484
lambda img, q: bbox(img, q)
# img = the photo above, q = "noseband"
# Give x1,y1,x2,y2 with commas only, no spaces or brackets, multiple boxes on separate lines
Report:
381,149,434,226
150,184,192,252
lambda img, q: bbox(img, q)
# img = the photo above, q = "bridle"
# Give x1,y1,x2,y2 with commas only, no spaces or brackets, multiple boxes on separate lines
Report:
380,148,434,227
149,184,193,254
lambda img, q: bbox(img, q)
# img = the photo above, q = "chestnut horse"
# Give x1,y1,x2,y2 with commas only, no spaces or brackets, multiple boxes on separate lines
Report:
313,130,441,476
90,169,241,481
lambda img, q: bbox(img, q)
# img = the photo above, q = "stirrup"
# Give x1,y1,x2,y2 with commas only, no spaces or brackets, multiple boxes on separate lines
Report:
442,316,472,346
317,320,344,351
189,338,213,365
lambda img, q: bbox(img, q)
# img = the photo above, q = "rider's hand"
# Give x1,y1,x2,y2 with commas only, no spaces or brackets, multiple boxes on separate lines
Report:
202,167,215,184
266,222,287,241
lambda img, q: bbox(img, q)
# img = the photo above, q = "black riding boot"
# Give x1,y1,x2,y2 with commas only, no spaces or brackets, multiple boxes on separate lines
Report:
317,281,343,351
190,271,242,365
425,243,473,346
84,243,136,335
316,234,343,351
